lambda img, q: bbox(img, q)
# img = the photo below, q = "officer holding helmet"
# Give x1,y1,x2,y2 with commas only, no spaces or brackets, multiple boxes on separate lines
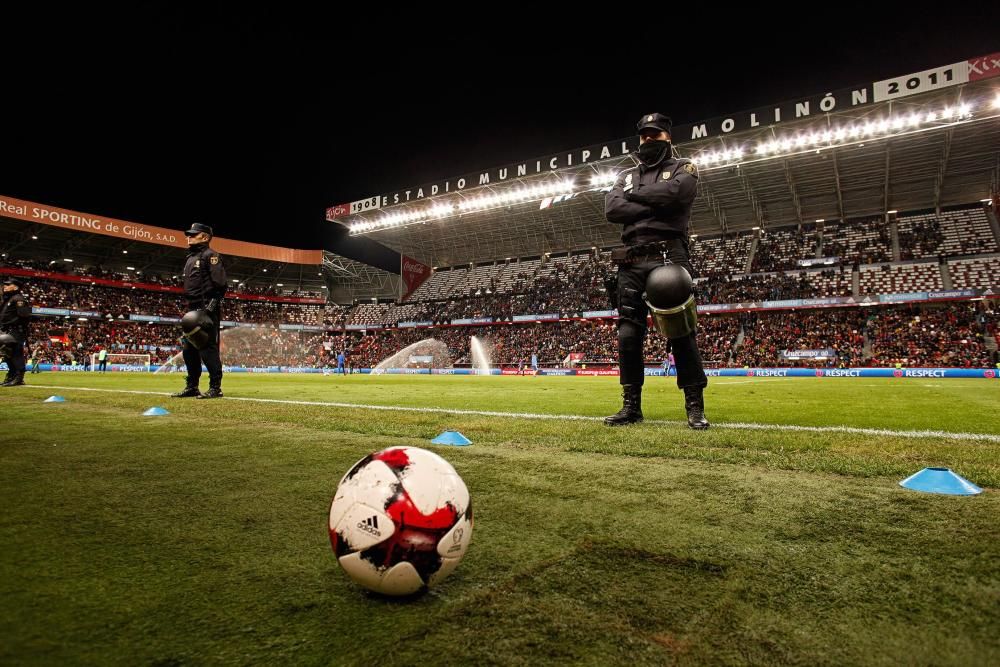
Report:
173,222,227,399
604,113,709,429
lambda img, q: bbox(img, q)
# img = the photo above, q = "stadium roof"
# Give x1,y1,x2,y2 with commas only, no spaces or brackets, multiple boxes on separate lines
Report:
331,55,1000,268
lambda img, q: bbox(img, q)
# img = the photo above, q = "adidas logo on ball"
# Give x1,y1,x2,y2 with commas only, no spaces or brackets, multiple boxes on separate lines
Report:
356,515,381,537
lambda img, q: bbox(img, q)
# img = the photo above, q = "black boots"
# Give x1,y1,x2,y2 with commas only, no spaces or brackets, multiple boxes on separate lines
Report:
604,384,644,426
684,385,710,430
197,387,223,399
171,385,222,399
604,384,709,429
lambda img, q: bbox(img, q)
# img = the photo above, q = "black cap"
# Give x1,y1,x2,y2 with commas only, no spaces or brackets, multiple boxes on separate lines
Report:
637,112,672,136
3,276,24,288
184,222,214,237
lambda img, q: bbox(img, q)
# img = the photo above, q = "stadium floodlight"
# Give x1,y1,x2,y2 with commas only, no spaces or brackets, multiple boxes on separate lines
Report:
126,266,135,270
430,203,453,217
346,93,992,237
122,250,128,254
63,258,73,262
590,172,618,187
31,235,38,240
277,283,284,287
887,209,898,214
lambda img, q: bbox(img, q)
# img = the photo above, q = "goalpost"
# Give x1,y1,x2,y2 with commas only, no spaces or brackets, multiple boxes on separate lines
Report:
90,353,151,370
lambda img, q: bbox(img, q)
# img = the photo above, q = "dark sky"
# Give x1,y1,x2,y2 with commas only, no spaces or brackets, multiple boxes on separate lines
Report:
2,7,998,260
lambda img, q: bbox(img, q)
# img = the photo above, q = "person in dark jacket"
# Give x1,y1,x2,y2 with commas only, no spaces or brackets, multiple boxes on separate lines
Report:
172,223,227,399
603,113,709,429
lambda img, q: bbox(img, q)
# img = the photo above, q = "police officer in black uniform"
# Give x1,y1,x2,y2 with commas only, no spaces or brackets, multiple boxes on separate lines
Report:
0,277,32,387
172,222,227,399
604,113,709,429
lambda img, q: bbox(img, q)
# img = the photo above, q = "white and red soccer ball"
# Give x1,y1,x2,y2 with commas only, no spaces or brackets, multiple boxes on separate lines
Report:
328,447,473,596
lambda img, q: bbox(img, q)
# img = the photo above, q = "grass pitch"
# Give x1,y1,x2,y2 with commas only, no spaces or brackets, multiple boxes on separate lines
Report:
1,373,998,665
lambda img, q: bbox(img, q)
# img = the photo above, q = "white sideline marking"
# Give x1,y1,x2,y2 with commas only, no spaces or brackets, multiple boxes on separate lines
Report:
30,384,1000,444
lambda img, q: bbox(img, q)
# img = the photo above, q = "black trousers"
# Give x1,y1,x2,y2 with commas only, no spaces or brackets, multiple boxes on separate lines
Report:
3,338,26,379
182,311,223,388
616,238,707,389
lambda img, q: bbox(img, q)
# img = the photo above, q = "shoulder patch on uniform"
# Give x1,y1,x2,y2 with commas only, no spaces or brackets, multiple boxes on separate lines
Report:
683,162,698,175
210,255,219,265
663,171,671,180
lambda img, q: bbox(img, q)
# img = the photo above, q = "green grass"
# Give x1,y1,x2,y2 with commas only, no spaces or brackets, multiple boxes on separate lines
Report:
2,373,999,665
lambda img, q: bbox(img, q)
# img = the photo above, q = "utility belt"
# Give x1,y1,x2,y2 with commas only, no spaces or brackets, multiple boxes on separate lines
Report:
610,241,675,266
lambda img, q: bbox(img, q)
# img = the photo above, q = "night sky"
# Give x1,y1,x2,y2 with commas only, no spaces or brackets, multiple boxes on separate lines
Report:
2,7,997,264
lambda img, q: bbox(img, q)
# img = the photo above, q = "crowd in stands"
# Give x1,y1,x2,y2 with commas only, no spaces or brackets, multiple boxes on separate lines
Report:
897,218,944,261
868,303,993,368
823,217,893,265
700,272,821,303
5,204,1000,370
26,320,182,367
750,224,819,273
22,300,996,370
734,310,867,368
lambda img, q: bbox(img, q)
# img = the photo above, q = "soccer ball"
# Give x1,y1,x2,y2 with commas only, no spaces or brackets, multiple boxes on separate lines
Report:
328,446,473,596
